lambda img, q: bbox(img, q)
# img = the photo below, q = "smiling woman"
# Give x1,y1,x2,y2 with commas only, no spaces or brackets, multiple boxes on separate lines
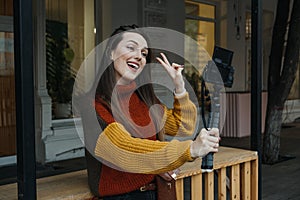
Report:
75,25,220,200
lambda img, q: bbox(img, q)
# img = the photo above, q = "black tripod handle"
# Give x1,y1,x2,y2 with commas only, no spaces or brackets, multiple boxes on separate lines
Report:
200,84,222,172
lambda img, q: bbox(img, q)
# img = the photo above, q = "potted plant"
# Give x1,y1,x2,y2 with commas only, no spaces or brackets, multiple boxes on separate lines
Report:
46,20,75,119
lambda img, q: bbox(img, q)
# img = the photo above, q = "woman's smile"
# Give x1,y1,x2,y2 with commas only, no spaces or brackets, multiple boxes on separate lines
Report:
127,61,140,71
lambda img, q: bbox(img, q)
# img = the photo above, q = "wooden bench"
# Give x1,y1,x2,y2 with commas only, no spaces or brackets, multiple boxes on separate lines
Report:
175,146,258,200
0,146,257,200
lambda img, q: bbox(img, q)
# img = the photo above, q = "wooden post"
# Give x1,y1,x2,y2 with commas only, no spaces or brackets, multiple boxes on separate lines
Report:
251,158,259,200
191,174,202,200
230,164,240,199
218,168,227,200
175,178,184,200
205,172,214,200
241,161,251,200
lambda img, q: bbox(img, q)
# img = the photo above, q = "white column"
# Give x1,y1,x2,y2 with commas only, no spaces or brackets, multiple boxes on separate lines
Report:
34,0,53,163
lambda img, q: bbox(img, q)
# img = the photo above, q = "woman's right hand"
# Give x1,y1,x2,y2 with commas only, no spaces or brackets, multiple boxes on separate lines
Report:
156,53,185,95
190,128,220,158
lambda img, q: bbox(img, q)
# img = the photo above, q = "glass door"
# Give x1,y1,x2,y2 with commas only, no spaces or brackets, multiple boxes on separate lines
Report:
0,30,15,157
0,3,16,167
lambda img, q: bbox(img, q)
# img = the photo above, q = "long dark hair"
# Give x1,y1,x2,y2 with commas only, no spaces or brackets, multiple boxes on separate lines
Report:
95,25,163,136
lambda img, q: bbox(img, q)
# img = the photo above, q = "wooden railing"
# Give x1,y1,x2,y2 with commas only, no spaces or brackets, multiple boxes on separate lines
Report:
175,146,258,200
0,146,258,200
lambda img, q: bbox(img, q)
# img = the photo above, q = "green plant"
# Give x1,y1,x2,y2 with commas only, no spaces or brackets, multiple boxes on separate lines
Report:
46,20,75,104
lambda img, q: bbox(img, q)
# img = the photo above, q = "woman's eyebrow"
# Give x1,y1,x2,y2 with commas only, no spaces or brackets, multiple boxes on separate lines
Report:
127,40,148,49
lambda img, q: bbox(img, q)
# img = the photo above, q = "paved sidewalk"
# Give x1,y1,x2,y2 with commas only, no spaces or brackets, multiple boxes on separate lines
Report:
220,122,300,200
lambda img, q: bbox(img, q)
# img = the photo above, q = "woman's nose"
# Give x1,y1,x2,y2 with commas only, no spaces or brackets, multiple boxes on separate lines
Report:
134,50,142,60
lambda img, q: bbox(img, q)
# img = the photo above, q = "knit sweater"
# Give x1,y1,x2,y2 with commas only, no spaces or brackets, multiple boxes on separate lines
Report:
94,81,197,197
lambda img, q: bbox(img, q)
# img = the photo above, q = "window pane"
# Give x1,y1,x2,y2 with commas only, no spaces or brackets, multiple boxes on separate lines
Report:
185,19,215,57
185,2,199,16
185,1,215,19
246,12,251,40
0,31,16,157
0,0,13,16
185,1,215,109
199,3,215,19
46,0,95,119
198,20,215,56
0,32,14,75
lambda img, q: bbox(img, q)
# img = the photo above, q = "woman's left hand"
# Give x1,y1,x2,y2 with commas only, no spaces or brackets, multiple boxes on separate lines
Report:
156,53,185,95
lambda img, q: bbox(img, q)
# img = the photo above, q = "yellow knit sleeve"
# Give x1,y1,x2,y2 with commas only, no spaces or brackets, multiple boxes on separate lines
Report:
163,92,197,137
94,122,194,174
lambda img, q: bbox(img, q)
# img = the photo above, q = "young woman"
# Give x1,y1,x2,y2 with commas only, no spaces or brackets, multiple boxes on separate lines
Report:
88,25,220,200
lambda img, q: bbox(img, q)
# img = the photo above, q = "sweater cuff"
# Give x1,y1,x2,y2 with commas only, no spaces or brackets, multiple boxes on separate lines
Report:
173,89,187,97
187,142,196,161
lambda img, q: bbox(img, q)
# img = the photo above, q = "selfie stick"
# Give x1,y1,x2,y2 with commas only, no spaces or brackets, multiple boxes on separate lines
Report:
200,83,222,172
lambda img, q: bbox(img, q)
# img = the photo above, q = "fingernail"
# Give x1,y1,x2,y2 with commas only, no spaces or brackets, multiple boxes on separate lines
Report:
175,65,184,69
171,173,177,179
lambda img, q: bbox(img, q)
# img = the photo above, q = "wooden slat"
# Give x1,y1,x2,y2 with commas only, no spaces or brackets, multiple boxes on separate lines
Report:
191,174,202,200
230,164,240,199
175,177,184,200
241,161,251,200
204,171,214,200
218,168,227,200
251,159,259,200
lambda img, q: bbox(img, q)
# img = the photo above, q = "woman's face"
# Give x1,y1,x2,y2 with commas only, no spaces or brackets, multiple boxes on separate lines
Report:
111,32,149,85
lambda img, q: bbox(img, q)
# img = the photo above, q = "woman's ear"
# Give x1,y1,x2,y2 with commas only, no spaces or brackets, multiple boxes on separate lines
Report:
110,51,114,61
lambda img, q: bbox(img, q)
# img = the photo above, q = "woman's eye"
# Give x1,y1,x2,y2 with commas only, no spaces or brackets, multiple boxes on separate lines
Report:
127,45,135,51
142,52,148,57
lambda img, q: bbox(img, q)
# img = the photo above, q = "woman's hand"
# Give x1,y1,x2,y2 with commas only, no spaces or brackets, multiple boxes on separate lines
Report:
156,53,185,95
190,128,220,158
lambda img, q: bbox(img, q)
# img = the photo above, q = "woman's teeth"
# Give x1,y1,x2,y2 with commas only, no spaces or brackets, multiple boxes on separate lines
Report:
128,63,139,69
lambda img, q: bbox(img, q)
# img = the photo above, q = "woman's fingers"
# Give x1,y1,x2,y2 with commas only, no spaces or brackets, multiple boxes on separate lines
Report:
173,63,184,71
209,128,220,137
159,53,171,66
191,128,221,157
156,57,169,70
207,134,219,143
199,128,220,147
156,53,183,72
